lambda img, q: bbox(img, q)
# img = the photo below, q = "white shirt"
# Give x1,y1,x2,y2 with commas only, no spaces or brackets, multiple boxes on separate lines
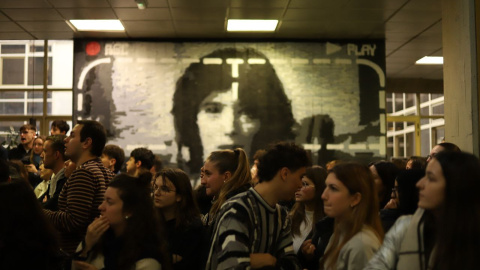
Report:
292,210,314,253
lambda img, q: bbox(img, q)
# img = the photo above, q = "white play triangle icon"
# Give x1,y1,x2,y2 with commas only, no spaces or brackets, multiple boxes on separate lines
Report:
326,42,342,55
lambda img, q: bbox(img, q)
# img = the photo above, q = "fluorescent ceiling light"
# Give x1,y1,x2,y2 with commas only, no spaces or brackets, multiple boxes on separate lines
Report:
415,56,443,65
227,20,278,32
69,20,125,31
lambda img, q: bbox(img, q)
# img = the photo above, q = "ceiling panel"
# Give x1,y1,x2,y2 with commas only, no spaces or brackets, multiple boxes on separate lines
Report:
108,0,168,8
122,21,175,32
0,0,52,8
48,0,110,8
114,8,171,20
168,0,230,8
0,0,445,79
0,22,25,32
0,13,10,21
230,0,288,8
17,21,73,32
1,9,63,21
288,0,349,9
31,31,75,39
171,8,226,21
0,32,34,39
228,8,284,19
57,8,117,20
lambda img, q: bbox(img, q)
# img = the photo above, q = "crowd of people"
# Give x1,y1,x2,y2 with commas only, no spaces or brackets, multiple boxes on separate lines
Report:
1,120,479,270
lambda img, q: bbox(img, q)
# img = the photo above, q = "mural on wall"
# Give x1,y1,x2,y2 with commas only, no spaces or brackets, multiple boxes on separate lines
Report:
74,41,386,178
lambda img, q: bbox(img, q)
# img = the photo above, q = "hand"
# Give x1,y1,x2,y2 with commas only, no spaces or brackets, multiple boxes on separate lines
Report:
73,261,98,270
83,216,110,255
384,199,398,209
25,164,38,173
300,239,316,260
250,253,277,269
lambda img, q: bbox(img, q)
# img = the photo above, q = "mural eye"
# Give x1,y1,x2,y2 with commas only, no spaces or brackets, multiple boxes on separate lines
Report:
202,102,223,114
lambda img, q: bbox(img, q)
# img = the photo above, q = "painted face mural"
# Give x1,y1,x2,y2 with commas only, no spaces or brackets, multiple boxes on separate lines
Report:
74,42,386,180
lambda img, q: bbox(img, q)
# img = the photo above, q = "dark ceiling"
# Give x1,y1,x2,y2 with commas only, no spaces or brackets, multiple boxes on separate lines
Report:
0,0,443,80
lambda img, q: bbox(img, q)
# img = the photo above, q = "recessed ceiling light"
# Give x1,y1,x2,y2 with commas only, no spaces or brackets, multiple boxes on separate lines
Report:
415,56,443,65
69,20,125,31
227,19,278,32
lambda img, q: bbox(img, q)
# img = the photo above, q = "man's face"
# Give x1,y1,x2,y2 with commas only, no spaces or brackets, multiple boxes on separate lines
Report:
126,157,137,176
283,167,307,200
42,140,57,170
64,124,83,162
101,154,115,171
19,129,35,146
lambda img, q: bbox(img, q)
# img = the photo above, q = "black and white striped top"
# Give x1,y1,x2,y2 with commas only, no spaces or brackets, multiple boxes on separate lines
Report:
206,187,300,270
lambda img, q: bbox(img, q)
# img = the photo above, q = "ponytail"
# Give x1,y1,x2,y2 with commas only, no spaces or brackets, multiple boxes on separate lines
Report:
208,148,252,219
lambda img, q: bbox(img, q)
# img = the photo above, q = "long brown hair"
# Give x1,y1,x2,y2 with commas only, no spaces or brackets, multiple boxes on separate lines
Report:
208,148,251,219
322,163,383,270
290,165,327,235
155,168,201,229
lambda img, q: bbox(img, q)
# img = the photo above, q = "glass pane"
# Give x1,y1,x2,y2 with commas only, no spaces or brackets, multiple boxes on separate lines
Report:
434,126,445,144
0,91,24,99
432,103,444,115
421,129,430,157
387,136,394,159
431,93,443,100
405,93,415,108
28,57,52,85
1,44,25,54
2,58,25,85
0,102,24,115
27,102,44,115
49,40,74,89
397,135,405,157
27,91,43,99
29,45,51,53
405,132,415,157
48,91,72,116
420,93,429,103
387,121,394,131
406,121,415,128
394,94,403,111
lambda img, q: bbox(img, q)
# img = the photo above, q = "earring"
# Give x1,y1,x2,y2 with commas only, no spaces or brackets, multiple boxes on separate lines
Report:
125,216,129,220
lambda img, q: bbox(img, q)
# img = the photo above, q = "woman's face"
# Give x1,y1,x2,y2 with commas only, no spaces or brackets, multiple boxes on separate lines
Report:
416,158,446,210
322,173,359,221
200,160,226,197
98,187,126,229
153,176,179,210
295,176,316,203
197,89,260,162
33,138,44,155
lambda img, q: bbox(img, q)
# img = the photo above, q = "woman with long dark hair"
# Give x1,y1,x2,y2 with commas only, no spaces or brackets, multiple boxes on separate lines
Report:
153,168,204,270
289,165,327,253
72,173,171,270
369,161,399,209
0,180,63,269
321,163,383,270
365,151,480,270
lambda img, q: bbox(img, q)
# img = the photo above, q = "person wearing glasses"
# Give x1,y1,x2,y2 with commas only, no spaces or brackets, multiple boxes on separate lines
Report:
380,169,424,233
426,142,460,163
153,168,204,270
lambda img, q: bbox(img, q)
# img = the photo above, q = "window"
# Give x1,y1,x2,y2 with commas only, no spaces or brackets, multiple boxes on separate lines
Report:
0,40,73,139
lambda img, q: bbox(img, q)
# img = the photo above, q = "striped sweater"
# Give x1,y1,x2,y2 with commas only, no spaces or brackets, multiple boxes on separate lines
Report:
44,158,114,254
206,187,300,270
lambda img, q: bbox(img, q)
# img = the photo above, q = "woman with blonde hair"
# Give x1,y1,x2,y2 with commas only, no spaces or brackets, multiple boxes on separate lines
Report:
200,148,251,226
321,163,383,270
